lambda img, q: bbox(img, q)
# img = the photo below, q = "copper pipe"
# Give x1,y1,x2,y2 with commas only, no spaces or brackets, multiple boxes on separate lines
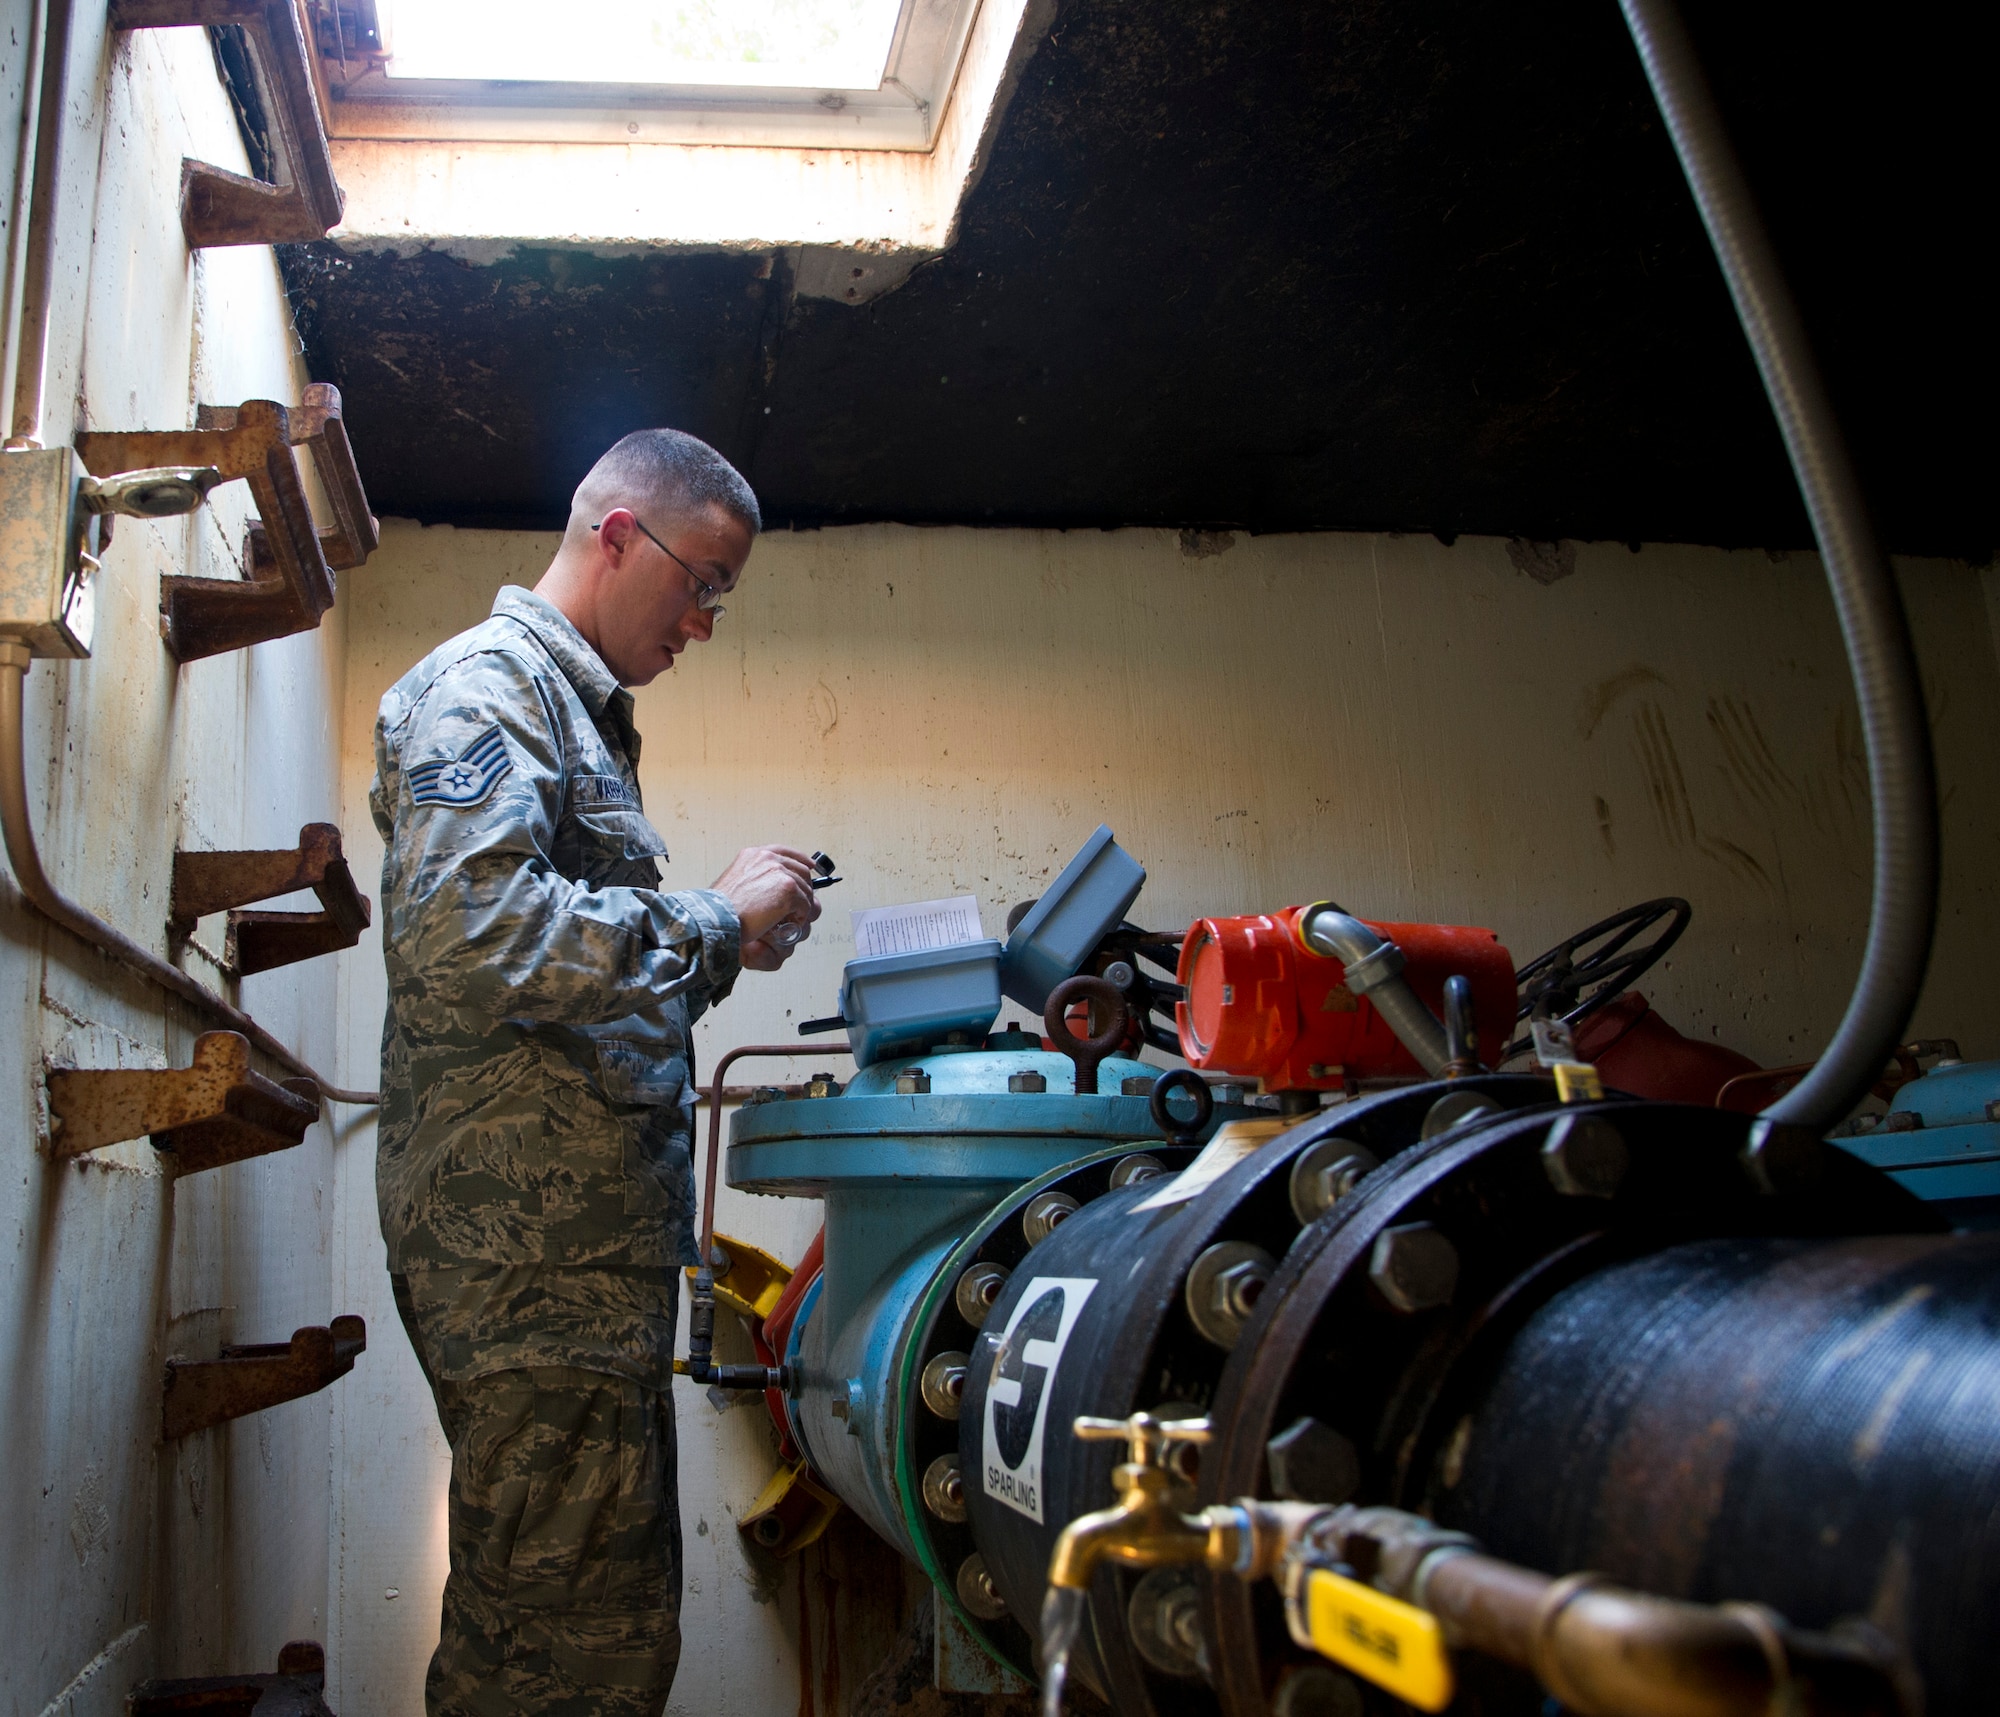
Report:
0,643,377,1106
699,1041,851,1259
1419,1552,1909,1717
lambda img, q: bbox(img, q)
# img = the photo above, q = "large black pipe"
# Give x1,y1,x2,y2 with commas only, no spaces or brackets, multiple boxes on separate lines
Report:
1616,0,1939,1132
1429,1232,2000,1714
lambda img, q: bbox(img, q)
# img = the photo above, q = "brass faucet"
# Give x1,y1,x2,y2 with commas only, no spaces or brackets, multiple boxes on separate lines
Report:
1045,1413,1262,1591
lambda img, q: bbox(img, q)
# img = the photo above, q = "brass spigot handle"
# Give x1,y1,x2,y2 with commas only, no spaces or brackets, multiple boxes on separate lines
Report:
1073,1412,1214,1467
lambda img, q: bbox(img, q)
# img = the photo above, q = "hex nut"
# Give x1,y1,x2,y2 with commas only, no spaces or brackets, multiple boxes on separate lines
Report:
1127,1566,1208,1678
1023,1191,1080,1245
1265,1415,1361,1504
922,1453,968,1522
1541,1113,1630,1198
1121,1074,1155,1096
805,1072,841,1098
956,1552,1009,1620
1008,1070,1048,1093
921,1350,970,1419
896,1068,932,1094
1368,1222,1459,1313
1110,1152,1167,1188
1288,1139,1380,1223
1420,1089,1503,1140
955,1261,1011,1326
1102,960,1137,990
1185,1240,1276,1349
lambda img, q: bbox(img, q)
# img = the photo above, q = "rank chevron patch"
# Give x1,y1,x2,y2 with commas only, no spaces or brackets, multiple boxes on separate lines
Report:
408,727,512,809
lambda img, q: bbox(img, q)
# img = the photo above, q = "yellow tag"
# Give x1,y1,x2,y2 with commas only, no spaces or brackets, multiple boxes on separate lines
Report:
1305,1568,1455,1713
1552,1060,1604,1103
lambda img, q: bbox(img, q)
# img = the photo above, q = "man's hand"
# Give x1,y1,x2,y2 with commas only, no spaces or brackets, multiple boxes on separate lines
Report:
711,845,820,966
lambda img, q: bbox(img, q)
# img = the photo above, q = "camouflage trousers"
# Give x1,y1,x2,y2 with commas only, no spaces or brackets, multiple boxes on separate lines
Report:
395,1279,683,1717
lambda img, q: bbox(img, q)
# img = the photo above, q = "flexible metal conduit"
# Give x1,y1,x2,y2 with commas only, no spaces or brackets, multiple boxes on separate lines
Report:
1297,904,1449,1075
0,643,378,1105
1617,0,1939,1132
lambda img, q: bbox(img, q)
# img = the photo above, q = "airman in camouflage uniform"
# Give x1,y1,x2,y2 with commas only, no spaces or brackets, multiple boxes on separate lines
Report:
374,431,818,1716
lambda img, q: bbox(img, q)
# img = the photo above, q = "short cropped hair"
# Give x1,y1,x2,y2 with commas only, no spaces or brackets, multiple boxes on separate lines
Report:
572,429,762,537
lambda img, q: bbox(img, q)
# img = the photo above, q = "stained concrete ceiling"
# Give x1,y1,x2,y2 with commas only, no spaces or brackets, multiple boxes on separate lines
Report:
284,0,1992,555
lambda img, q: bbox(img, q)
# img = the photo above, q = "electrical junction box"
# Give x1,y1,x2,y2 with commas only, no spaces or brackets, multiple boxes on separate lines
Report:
1000,824,1146,1011
0,447,99,657
839,940,1004,1068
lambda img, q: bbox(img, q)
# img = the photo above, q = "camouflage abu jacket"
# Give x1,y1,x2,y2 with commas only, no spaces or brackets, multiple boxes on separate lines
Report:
371,585,740,1278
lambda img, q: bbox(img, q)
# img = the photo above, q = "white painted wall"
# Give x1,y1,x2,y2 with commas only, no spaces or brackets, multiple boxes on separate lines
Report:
0,18,360,1716
329,518,2000,1714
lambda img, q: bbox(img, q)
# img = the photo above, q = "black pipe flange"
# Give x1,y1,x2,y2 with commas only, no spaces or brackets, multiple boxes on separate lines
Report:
956,1073,1565,1717
1193,1102,1951,1717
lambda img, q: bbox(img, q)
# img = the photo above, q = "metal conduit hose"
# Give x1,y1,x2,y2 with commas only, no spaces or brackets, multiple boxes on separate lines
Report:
1617,0,1939,1133
1297,904,1450,1075
0,643,378,1106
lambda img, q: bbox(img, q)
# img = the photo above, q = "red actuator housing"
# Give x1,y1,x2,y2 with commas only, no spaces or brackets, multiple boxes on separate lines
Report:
1175,907,1516,1091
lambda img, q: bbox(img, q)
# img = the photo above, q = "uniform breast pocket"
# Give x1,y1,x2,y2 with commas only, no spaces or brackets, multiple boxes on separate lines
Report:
572,807,668,882
595,1039,696,1226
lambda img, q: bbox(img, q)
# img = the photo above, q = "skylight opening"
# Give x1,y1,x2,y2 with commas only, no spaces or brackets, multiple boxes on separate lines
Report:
377,0,906,90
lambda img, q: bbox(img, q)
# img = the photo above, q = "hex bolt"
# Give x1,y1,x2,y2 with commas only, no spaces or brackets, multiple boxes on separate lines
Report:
921,1350,970,1419
1109,1152,1166,1188
896,1068,932,1094
1127,1568,1209,1677
923,1453,968,1522
1265,1415,1361,1504
955,1261,1011,1326
1022,1190,1079,1245
1214,1260,1267,1322
1881,1108,1923,1133
1288,1140,1380,1224
956,1552,1008,1620
1101,959,1137,990
1541,1113,1630,1199
1008,1070,1047,1093
1368,1222,1460,1313
1185,1240,1277,1349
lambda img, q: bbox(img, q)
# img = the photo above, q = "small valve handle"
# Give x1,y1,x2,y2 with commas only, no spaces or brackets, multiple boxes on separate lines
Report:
1073,1411,1214,1467
1045,975,1130,1094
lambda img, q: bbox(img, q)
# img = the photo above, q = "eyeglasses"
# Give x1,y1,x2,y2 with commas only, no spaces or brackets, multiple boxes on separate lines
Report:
591,516,726,616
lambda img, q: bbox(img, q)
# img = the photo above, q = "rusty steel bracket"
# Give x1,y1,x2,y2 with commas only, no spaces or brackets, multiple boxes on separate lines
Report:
74,384,377,661
130,1640,335,1716
172,821,372,974
163,1315,365,1440
45,1029,320,1172
109,0,344,250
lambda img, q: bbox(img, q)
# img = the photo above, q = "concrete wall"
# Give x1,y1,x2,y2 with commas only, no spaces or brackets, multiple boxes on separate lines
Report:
329,518,2000,1714
0,14,357,1716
